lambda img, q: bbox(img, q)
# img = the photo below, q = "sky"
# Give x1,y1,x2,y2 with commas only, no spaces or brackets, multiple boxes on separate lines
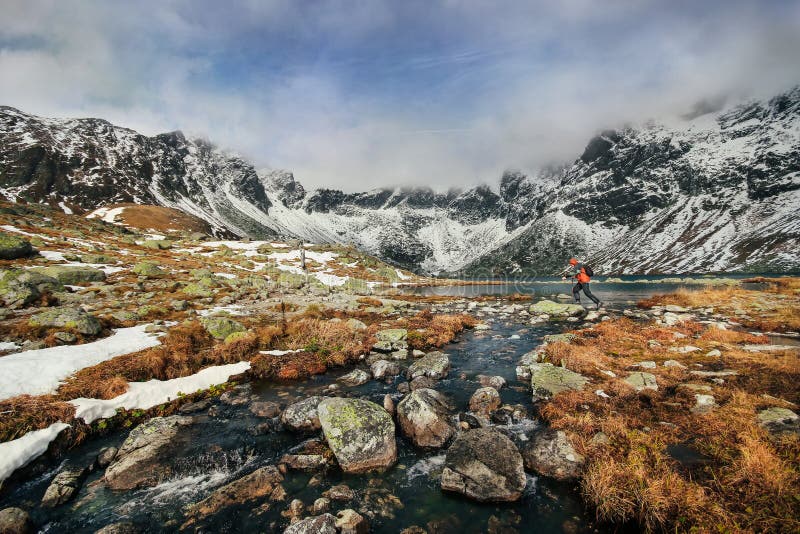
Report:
1,0,799,192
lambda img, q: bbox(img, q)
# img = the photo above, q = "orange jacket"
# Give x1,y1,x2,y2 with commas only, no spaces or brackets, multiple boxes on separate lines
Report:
577,268,590,283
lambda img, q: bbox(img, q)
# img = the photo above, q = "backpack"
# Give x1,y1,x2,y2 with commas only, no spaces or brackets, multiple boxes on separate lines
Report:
583,264,594,277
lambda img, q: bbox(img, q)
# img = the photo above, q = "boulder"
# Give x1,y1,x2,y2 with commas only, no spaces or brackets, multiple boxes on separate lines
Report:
409,376,436,390
371,359,401,379
29,307,102,336
373,328,408,352
105,416,194,490
522,429,584,480
250,401,281,418
337,369,371,387
0,269,63,309
132,262,164,278
407,351,450,380
323,484,355,501
281,396,326,432
317,397,397,473
280,454,328,471
283,514,337,534
0,507,32,534
529,363,588,400
346,318,367,331
440,428,526,502
200,316,245,339
335,509,369,534
476,375,506,389
31,265,106,284
529,300,585,317
396,388,456,448
515,350,541,381
0,233,33,260
624,372,658,391
185,466,283,523
41,466,88,507
757,407,800,438
469,387,501,417
96,447,118,468
142,239,172,250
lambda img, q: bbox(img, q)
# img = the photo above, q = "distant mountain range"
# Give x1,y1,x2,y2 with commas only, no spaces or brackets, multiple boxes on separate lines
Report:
1,87,799,275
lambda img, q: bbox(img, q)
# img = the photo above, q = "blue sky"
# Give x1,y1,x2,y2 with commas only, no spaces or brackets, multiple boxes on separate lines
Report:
2,0,799,190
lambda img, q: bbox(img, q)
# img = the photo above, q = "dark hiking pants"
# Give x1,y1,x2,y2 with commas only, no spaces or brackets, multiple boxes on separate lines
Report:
573,282,600,305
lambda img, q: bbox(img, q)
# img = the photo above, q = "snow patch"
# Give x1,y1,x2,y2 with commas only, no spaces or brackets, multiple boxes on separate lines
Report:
0,423,71,483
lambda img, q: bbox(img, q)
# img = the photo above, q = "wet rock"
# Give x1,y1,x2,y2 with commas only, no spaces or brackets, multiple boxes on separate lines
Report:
335,509,369,534
459,412,482,429
0,233,33,260
105,415,194,490
440,428,526,502
280,454,328,471
757,407,800,438
323,484,355,501
94,522,139,534
281,396,326,432
0,507,32,534
397,382,410,394
219,385,252,405
476,375,506,389
529,300,585,317
96,447,118,468
200,316,245,340
410,376,436,391
318,397,397,473
32,265,106,284
529,363,588,400
338,369,371,387
469,387,501,417
184,466,283,524
515,350,541,381
522,429,584,480
41,466,89,507
397,388,456,449
179,399,212,414
251,401,281,418
312,497,331,514
29,307,102,336
624,372,658,391
407,352,450,380
283,514,337,534
383,394,395,415
491,404,528,426
371,360,401,379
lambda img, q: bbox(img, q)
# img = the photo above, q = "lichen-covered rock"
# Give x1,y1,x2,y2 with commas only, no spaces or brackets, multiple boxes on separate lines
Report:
200,316,245,339
624,372,658,391
515,350,541,380
371,359,401,379
0,233,33,260
29,307,102,335
529,300,585,317
0,507,32,534
283,514,337,534
32,265,107,285
0,269,62,309
142,239,172,250
80,254,114,264
132,262,164,278
757,407,800,438
529,363,588,400
469,387,501,417
182,282,213,297
105,416,194,490
184,466,283,524
543,333,578,344
376,328,407,343
281,396,326,432
440,428,526,502
397,388,455,449
337,369,371,387
407,351,450,380
41,466,88,507
522,429,585,480
317,397,397,473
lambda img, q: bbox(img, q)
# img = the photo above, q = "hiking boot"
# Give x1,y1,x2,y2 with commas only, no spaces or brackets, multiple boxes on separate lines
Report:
596,301,603,310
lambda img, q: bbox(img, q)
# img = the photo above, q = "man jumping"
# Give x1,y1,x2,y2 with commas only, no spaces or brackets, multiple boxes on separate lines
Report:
562,258,602,310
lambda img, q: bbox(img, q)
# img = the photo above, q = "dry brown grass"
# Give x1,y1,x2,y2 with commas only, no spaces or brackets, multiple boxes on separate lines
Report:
637,286,741,309
0,395,76,442
356,296,383,307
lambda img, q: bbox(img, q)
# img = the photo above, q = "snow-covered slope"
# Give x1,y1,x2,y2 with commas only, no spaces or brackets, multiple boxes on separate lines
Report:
1,87,799,275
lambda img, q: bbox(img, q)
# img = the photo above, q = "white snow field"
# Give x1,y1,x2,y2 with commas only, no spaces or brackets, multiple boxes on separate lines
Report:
0,423,71,483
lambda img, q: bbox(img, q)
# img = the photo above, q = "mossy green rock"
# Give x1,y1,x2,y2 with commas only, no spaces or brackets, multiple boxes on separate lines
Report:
0,232,34,260
31,266,106,284
182,282,213,298
0,269,63,308
132,262,164,277
530,363,588,400
201,317,245,339
317,397,397,473
275,271,306,289
137,305,167,318
113,310,139,322
142,240,172,250
529,300,585,317
29,307,102,335
543,333,578,344
376,328,407,343
407,351,450,380
224,330,253,344
81,254,113,264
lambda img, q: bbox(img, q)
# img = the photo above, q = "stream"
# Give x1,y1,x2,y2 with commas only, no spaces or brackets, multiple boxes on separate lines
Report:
0,278,761,533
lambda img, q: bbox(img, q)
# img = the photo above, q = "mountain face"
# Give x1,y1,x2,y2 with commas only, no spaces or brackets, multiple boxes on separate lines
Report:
1,87,799,275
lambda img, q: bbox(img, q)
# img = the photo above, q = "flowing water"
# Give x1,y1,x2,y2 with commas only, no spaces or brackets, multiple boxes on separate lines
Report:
0,277,764,533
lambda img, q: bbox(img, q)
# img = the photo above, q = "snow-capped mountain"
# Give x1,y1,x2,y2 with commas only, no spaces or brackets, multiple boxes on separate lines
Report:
1,87,799,275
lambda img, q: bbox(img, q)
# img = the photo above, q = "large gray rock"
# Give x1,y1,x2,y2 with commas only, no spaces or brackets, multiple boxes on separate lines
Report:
370,359,401,379
440,428,526,502
757,407,800,438
529,363,588,400
396,388,456,449
317,397,397,473
29,307,102,336
31,265,106,284
185,466,283,523
105,416,194,490
373,328,408,352
284,514,337,534
0,269,62,309
281,396,326,432
407,351,450,380
624,372,658,391
0,233,33,260
335,509,369,534
529,300,585,317
522,429,585,480
469,387,501,417
0,507,32,534
337,369,371,387
41,466,88,507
